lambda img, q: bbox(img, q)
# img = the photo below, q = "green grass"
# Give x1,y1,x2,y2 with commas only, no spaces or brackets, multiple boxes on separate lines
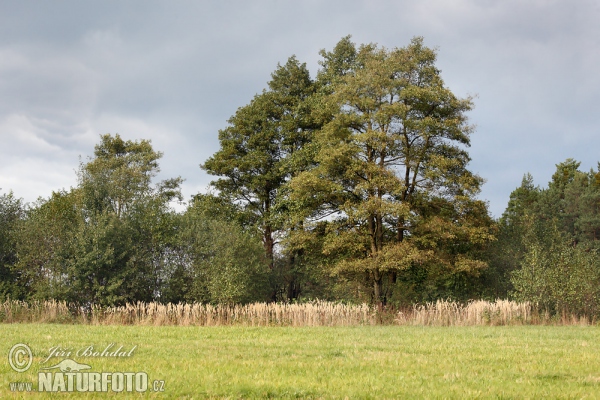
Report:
2,324,600,398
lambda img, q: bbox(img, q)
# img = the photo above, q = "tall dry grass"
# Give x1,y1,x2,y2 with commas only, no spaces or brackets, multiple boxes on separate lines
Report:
87,301,376,326
395,299,533,326
0,299,76,323
0,299,596,326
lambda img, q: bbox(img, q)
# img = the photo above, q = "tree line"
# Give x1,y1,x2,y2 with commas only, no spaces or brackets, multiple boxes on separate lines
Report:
1,36,598,316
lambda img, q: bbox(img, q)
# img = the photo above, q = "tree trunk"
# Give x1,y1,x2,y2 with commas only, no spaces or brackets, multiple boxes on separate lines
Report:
373,269,383,307
397,216,405,242
263,195,274,270
264,225,274,269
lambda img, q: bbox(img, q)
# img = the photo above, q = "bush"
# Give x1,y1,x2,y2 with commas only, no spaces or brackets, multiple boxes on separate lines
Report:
511,221,600,318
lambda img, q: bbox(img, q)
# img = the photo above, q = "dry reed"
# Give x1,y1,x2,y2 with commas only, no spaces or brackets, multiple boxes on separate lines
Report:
0,299,595,326
0,299,75,323
395,299,534,326
88,301,376,326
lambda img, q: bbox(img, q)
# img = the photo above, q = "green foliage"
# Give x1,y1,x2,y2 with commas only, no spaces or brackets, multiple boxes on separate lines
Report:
71,135,183,305
13,190,80,301
286,36,495,305
189,192,246,225
180,202,270,304
484,174,542,298
0,191,24,300
10,135,184,306
317,35,359,89
203,56,322,300
511,218,600,317
79,134,164,216
497,159,600,317
202,56,317,237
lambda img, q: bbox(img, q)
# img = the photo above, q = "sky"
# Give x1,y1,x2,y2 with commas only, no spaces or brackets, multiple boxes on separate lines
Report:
0,0,599,218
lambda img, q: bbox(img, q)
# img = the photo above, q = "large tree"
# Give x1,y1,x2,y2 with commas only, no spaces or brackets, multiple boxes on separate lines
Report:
287,37,495,305
202,57,318,271
71,134,183,305
14,134,183,305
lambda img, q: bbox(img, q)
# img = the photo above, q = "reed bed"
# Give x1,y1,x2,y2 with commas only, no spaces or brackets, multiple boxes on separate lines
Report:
0,299,76,323
90,301,376,326
0,299,595,326
395,299,534,326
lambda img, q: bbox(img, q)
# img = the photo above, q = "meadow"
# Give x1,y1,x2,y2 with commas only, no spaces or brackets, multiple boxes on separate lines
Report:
2,323,600,398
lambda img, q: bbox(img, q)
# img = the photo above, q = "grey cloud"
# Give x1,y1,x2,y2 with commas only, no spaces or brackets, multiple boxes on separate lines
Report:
1,0,599,217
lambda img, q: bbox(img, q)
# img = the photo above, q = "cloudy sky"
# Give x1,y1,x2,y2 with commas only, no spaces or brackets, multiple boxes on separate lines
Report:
1,1,598,217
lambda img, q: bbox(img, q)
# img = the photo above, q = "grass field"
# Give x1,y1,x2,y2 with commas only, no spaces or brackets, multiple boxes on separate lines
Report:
2,324,600,398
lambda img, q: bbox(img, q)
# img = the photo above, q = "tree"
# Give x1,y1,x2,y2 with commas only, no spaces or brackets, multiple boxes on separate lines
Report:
511,217,600,318
500,173,540,227
68,134,183,305
484,174,541,298
0,191,24,300
492,159,600,312
507,159,600,249
13,190,80,301
316,35,359,91
78,133,181,218
13,134,184,305
568,167,600,246
202,57,319,299
178,201,270,304
287,37,495,305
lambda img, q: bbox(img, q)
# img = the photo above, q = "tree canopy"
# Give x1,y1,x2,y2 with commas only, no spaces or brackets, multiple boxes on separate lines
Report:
282,37,494,304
